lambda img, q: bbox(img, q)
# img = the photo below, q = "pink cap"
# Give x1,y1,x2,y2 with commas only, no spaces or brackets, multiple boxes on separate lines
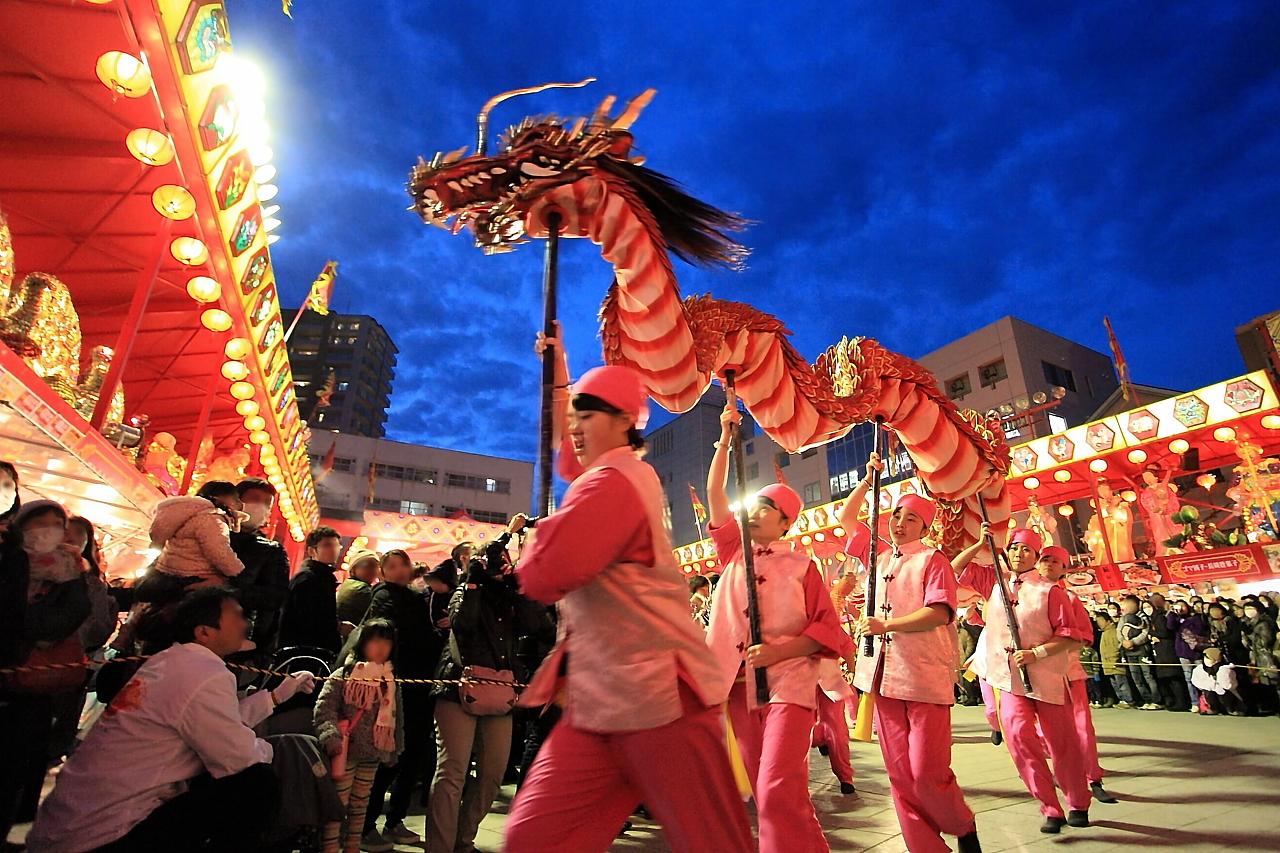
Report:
757,483,802,522
894,494,936,527
572,366,650,429
1040,545,1071,566
1009,528,1044,554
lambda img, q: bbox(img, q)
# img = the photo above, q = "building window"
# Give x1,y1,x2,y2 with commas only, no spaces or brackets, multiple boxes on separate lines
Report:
650,430,674,458
400,500,431,516
1041,361,1077,393
372,463,437,484
332,456,354,473
803,482,822,504
946,373,972,400
370,497,400,511
745,442,754,456
978,359,1008,389
776,453,791,469
747,462,759,481
442,506,509,525
445,472,511,493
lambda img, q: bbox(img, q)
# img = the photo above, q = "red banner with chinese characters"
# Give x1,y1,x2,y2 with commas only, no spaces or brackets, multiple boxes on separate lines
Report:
1158,545,1275,585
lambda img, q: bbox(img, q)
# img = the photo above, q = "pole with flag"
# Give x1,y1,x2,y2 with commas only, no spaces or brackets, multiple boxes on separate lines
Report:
315,443,337,483
688,483,708,542
365,456,378,509
285,260,339,342
1104,316,1136,403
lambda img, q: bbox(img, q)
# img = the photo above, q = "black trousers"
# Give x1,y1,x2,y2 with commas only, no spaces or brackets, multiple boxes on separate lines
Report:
0,695,54,840
1156,671,1189,710
93,762,279,852
364,690,435,833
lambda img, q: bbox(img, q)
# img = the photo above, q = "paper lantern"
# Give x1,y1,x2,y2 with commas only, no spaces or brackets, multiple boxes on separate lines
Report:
257,183,279,201
1053,470,1071,482
200,309,233,332
1262,414,1280,430
255,164,277,183
126,128,174,166
186,276,221,303
1058,505,1075,517
229,381,255,400
250,430,271,445
1023,477,1040,490
170,237,208,266
96,51,152,98
1169,438,1190,455
1196,473,1217,490
1127,449,1148,464
224,338,252,360
243,415,266,431
152,185,196,221
1213,426,1236,442
221,361,249,381
1088,459,1108,473
235,399,259,417
1121,490,1137,503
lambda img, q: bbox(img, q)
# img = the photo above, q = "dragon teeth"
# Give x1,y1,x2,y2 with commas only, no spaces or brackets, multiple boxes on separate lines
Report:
448,181,462,191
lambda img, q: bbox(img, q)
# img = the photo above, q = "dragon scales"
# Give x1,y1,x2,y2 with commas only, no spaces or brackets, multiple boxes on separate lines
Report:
407,85,1011,552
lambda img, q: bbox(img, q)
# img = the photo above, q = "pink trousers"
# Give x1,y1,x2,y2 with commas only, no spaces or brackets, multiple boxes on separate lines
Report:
979,677,1000,732
810,689,855,784
999,691,1092,818
874,694,976,853
505,689,752,853
728,682,828,853
1065,678,1104,783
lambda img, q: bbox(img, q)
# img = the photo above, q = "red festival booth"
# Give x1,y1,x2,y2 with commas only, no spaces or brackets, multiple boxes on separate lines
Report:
0,0,318,577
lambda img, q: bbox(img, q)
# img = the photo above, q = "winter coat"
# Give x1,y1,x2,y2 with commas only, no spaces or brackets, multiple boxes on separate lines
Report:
150,497,244,580
336,579,375,627
433,566,538,703
230,529,290,652
1117,612,1153,662
0,540,90,695
1098,624,1123,676
1080,644,1103,677
1169,612,1209,661
1244,614,1279,686
363,582,440,679
279,560,341,654
1147,606,1181,674
1209,616,1250,666
312,669,404,765
79,571,118,652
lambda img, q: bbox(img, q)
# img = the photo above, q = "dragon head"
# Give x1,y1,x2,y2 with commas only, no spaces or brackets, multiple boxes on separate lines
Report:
408,80,747,267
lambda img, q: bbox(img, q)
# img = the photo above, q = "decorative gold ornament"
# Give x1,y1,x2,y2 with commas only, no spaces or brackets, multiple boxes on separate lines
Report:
142,432,184,495
0,272,82,404
73,345,126,425
0,209,14,312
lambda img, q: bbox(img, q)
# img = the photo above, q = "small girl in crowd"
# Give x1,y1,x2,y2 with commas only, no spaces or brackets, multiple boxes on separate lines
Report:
314,619,405,853
148,480,247,585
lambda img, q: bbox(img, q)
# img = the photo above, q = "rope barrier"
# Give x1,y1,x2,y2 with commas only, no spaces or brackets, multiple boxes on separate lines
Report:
0,655,529,688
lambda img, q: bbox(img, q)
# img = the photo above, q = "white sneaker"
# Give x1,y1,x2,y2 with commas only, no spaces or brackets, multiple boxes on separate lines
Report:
384,822,422,843
360,830,395,852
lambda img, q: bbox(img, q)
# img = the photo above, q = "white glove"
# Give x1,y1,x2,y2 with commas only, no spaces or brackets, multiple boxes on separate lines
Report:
271,672,316,704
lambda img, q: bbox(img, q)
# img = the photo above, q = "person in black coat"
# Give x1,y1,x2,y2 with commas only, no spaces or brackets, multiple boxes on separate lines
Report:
1146,594,1189,710
278,526,342,654
360,550,440,847
229,478,290,655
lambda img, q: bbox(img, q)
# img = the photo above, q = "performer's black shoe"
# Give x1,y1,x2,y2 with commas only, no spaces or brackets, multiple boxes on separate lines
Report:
1040,817,1066,834
990,730,1003,746
818,744,829,756
1090,781,1119,803
957,829,982,853
1067,810,1091,828
840,781,856,795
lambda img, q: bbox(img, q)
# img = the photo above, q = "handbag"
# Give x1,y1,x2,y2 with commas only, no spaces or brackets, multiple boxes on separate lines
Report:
330,707,366,779
7,636,88,695
450,632,517,716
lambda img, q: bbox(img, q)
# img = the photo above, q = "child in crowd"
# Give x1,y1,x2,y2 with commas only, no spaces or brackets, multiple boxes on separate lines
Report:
1117,595,1162,709
1095,612,1135,708
1191,647,1246,715
149,480,247,584
314,619,404,853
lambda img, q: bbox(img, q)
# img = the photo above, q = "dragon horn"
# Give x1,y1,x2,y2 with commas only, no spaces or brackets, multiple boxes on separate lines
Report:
610,89,656,130
588,95,617,131
441,145,469,165
475,77,596,155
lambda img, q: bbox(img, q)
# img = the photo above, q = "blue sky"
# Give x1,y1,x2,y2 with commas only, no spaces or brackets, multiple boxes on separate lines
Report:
228,0,1280,461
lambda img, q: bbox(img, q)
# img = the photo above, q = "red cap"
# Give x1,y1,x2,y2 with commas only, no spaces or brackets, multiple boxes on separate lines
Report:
572,366,650,429
757,483,802,523
894,493,936,527
1040,545,1071,566
1009,528,1043,554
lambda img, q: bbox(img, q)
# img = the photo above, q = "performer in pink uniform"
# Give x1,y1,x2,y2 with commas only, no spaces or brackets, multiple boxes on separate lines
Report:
705,395,852,853
951,538,1003,745
965,530,1092,834
1046,550,1118,804
852,489,980,853
505,363,752,853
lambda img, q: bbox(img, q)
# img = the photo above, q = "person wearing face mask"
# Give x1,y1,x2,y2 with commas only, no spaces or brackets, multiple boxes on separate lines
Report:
503,343,753,853
1241,600,1279,714
0,460,21,533
229,478,291,656
0,499,91,844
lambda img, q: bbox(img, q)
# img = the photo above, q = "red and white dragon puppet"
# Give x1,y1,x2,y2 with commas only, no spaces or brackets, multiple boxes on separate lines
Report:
407,82,1011,552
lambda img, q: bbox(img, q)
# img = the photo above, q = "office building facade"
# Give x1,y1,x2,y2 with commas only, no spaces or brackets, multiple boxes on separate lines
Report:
287,310,397,438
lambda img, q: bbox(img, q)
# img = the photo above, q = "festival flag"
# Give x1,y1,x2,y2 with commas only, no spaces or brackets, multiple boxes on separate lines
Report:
773,455,790,487
306,260,338,315
366,457,378,506
1104,316,1135,402
313,370,337,412
688,483,708,525
315,443,336,483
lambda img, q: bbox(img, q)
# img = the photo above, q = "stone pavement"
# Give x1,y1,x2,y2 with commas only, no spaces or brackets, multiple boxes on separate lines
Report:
444,704,1280,852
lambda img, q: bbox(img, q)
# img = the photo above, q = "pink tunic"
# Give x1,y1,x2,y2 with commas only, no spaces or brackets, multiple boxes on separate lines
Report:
852,540,960,706
517,446,722,732
705,517,851,710
982,572,1075,705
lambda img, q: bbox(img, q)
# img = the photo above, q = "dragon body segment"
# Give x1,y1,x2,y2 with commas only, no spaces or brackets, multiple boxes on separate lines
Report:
409,87,1011,551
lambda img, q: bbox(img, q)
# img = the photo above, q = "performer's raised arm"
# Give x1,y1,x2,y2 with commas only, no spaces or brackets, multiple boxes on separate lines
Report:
706,393,740,529
836,451,883,531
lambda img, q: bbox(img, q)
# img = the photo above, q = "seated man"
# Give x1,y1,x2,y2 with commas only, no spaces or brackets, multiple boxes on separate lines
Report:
29,587,313,852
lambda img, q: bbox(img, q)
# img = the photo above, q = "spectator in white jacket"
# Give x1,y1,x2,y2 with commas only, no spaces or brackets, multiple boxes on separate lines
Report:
29,587,314,852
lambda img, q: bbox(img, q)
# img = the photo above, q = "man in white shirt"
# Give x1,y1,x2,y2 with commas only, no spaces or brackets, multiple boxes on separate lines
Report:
29,587,313,852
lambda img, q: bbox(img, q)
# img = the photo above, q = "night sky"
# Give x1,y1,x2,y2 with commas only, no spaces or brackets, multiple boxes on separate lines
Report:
228,1,1280,462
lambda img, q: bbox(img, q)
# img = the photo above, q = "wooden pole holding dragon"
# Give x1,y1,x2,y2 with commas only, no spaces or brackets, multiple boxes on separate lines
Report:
725,370,769,705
